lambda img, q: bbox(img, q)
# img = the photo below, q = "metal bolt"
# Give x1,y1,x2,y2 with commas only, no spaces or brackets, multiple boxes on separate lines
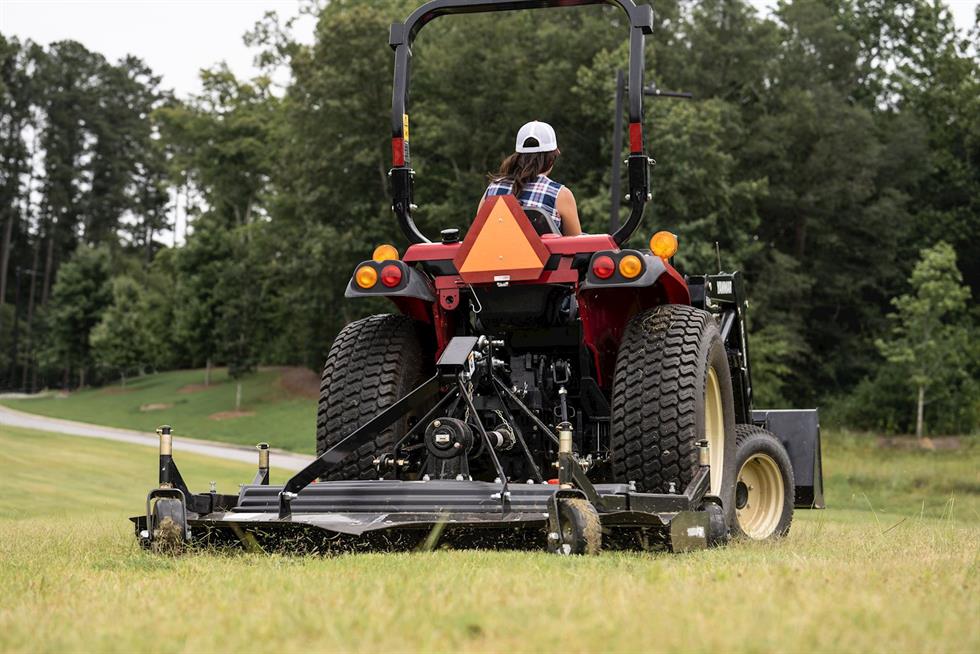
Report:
668,481,677,494
209,481,216,494
455,474,465,481
433,420,442,428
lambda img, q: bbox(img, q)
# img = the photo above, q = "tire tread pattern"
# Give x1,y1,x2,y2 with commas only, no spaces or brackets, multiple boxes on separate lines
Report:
316,314,425,481
610,305,714,493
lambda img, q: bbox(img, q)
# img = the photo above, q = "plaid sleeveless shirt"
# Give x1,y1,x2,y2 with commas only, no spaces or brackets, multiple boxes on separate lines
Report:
484,175,563,230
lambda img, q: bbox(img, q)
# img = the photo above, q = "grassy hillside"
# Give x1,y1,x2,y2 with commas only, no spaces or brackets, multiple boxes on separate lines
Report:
0,424,977,653
0,367,318,453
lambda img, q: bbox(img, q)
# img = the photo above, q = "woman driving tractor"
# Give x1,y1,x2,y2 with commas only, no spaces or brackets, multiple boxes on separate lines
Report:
480,121,583,236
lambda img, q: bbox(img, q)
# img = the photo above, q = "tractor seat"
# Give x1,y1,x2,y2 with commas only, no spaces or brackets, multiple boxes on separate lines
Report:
524,207,561,237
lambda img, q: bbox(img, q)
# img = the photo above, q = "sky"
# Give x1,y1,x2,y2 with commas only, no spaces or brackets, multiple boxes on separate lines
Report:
0,0,976,98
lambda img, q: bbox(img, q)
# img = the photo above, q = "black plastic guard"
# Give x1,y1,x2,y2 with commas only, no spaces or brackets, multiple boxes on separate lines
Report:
753,409,825,509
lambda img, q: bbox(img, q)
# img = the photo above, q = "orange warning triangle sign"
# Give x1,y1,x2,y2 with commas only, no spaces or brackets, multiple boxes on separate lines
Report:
455,196,548,283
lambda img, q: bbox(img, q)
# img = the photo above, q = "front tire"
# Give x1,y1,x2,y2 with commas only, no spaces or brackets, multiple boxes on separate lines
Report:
552,498,602,555
316,314,429,480
610,304,737,525
732,425,794,540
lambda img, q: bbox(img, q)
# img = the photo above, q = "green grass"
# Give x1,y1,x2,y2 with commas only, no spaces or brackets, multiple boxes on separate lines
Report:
0,424,977,653
0,368,318,453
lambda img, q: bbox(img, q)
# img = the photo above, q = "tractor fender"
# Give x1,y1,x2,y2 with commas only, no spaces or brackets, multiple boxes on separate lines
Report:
344,260,436,303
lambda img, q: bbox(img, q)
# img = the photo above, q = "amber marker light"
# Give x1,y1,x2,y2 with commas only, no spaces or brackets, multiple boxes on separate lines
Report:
372,244,399,262
355,265,378,288
619,254,643,279
650,231,679,259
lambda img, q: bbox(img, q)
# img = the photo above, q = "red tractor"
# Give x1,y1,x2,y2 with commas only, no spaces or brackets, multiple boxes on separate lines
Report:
135,0,823,555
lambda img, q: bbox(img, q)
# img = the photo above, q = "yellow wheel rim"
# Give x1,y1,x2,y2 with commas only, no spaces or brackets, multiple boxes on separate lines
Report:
735,452,784,539
705,366,724,496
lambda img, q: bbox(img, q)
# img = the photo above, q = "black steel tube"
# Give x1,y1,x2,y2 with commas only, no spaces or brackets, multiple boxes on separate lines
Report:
495,381,560,446
390,0,653,244
609,69,625,232
491,379,543,482
458,376,510,494
390,387,461,477
279,375,442,516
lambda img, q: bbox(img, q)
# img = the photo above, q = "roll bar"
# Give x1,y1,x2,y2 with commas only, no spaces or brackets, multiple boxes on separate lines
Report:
388,0,654,246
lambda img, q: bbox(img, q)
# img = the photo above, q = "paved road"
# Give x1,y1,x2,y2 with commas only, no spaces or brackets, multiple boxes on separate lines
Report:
0,403,312,471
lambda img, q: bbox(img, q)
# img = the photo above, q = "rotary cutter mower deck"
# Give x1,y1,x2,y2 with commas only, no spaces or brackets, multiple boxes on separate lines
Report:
133,0,824,555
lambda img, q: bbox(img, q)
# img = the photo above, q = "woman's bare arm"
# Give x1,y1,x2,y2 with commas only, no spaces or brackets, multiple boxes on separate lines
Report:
557,187,582,236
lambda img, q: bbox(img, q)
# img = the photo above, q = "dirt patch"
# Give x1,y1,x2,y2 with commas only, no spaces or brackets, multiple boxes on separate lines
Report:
139,403,173,412
208,410,256,421
101,386,135,396
178,383,216,394
876,436,962,451
277,366,320,399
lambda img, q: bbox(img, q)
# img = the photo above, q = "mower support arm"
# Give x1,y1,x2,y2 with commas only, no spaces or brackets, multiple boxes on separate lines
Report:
278,375,441,517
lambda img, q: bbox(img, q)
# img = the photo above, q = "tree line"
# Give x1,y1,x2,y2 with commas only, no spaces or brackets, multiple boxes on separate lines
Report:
0,0,976,434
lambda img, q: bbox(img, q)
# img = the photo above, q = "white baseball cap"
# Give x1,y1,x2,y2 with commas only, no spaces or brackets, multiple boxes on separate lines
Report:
515,121,558,153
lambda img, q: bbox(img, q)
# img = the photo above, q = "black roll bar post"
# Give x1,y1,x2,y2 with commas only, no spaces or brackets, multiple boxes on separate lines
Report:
388,0,654,246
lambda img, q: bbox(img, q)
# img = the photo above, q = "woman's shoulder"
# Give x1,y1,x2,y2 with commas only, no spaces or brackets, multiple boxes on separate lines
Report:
485,178,513,195
537,175,564,191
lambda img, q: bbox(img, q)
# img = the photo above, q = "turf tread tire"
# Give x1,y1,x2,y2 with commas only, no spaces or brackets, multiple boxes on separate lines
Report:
316,314,428,481
609,305,737,516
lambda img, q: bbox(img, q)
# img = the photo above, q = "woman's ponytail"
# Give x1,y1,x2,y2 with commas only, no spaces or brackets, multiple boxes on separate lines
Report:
490,150,559,198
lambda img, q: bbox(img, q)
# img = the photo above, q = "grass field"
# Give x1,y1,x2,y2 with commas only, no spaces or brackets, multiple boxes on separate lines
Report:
0,368,318,453
0,423,976,653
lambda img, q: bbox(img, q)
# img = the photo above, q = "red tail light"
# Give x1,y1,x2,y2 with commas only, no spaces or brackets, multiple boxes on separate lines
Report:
381,264,403,288
592,255,616,280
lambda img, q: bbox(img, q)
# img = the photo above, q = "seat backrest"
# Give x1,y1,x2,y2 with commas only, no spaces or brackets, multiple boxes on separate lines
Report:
524,207,561,236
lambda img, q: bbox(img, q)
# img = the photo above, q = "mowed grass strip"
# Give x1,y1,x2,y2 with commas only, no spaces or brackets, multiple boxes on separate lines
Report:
0,368,318,453
0,425,977,653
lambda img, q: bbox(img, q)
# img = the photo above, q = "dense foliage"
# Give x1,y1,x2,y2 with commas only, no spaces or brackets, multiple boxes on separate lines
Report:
1,0,977,434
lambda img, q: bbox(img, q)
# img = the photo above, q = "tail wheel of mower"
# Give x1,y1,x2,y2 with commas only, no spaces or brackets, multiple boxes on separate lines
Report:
317,314,430,480
151,498,187,555
732,425,794,540
610,304,737,526
553,498,602,555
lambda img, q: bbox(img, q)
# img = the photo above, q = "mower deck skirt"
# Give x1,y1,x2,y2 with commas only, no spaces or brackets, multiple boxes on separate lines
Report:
133,479,698,542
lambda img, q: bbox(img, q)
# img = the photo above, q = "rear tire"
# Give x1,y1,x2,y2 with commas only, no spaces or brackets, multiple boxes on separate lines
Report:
732,425,794,540
316,314,429,480
610,304,737,525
